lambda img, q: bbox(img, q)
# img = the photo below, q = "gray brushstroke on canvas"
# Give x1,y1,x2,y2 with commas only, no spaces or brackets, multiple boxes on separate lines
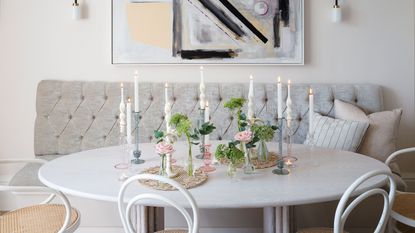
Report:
172,0,182,57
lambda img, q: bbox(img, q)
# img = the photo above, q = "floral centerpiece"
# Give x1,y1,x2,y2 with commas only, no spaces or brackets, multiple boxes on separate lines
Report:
168,113,215,176
251,122,278,161
155,141,175,177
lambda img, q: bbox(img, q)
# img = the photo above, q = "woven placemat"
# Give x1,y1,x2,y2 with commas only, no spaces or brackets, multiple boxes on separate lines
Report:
219,151,279,169
139,165,208,191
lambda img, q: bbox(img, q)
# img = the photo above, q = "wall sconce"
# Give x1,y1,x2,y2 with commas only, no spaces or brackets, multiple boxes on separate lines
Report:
332,0,341,23
72,0,80,20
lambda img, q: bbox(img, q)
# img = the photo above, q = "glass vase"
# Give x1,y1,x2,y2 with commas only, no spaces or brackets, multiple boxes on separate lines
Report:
242,142,255,174
227,162,237,180
159,154,167,177
186,143,194,177
257,140,269,162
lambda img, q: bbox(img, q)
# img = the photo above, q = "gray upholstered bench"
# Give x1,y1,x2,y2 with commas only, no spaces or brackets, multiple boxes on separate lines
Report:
10,80,384,186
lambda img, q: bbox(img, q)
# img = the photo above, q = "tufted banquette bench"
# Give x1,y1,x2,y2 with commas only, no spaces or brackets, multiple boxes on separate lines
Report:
9,80,384,186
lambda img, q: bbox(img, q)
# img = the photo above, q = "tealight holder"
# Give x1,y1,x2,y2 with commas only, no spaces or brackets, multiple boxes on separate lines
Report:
196,108,206,159
284,119,298,168
131,111,145,164
272,118,289,175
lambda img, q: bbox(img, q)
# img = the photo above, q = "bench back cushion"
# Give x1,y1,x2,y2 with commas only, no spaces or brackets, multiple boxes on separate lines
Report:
34,80,383,156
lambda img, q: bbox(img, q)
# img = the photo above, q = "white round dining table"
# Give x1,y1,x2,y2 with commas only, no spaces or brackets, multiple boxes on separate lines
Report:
38,141,390,233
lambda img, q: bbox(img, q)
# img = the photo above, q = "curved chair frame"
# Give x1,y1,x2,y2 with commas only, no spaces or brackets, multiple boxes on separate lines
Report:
0,159,77,233
385,147,415,230
333,170,396,233
118,174,199,233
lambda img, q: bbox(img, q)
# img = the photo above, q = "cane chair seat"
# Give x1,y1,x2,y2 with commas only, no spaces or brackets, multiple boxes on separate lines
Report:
297,227,349,233
393,192,415,226
0,204,80,233
155,230,187,233
396,222,415,233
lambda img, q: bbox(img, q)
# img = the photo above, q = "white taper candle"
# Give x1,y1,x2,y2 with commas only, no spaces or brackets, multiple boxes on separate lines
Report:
309,88,314,135
199,66,206,110
134,70,139,112
277,76,283,119
126,98,132,143
164,83,172,133
119,83,126,133
247,75,254,121
204,101,210,145
286,80,292,128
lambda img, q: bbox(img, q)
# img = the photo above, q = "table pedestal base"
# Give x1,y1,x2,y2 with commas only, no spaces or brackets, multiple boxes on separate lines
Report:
264,206,290,233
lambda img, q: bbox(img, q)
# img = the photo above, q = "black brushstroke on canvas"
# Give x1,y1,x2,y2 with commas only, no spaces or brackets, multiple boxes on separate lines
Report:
179,49,237,59
197,0,246,38
279,0,289,26
218,0,268,44
273,11,280,48
172,0,182,57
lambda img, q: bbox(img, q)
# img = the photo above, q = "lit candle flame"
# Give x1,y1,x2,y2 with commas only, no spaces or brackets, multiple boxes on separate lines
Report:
288,80,291,85
200,66,204,71
278,76,281,83
165,82,168,88
250,74,253,80
206,101,209,107
120,83,124,88
309,88,313,95
127,97,131,103
134,70,138,75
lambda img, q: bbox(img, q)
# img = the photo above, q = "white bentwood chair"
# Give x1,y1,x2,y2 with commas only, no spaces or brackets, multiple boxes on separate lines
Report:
385,148,415,233
118,174,199,233
0,159,80,233
297,170,397,233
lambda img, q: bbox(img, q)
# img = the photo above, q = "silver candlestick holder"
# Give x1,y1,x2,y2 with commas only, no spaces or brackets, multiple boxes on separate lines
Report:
131,111,145,164
196,108,206,160
272,118,289,175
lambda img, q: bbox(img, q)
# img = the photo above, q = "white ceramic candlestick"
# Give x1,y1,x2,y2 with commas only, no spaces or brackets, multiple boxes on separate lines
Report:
134,71,139,112
204,102,210,145
309,88,314,135
248,75,255,122
277,77,283,119
126,98,132,144
199,66,206,110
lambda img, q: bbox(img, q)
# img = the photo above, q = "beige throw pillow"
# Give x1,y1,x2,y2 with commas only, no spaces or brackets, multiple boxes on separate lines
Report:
334,99,403,162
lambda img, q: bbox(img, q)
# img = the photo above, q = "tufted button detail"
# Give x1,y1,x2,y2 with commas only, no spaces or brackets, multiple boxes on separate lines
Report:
115,115,119,119
81,96,85,100
298,117,302,121
173,97,177,101
218,136,222,140
355,99,358,103
104,96,108,100
56,135,60,139
139,115,142,120
92,115,96,120
161,116,165,120
264,97,268,102
229,116,234,120
218,97,223,101
44,114,49,119
103,135,107,139
68,115,73,119
79,135,83,140
195,96,200,101
149,136,153,141
58,96,62,100
149,96,154,101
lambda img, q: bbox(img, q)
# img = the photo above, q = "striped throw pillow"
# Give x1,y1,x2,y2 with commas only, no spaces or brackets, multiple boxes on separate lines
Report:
304,113,369,152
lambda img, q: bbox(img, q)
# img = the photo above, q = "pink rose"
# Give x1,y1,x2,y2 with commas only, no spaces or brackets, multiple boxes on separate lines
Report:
234,130,253,143
155,142,175,155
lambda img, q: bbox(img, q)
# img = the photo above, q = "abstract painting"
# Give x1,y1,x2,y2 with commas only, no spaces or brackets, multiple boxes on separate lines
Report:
112,0,304,64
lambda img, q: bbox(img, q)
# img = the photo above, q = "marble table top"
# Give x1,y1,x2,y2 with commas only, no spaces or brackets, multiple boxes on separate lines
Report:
38,141,389,208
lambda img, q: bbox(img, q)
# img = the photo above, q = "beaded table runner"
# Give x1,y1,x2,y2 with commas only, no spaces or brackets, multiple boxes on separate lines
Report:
139,165,208,191
219,151,279,169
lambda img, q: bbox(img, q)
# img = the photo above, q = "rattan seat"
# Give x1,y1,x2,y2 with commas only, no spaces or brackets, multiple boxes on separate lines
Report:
396,222,415,233
0,204,80,233
155,230,187,233
297,227,349,233
393,193,415,223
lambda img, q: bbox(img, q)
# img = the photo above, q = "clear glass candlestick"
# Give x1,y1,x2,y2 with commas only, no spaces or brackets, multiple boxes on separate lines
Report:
132,111,145,164
196,108,206,159
272,118,289,175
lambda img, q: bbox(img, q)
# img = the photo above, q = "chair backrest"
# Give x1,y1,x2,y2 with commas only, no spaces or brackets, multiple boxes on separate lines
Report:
334,170,397,233
118,174,199,233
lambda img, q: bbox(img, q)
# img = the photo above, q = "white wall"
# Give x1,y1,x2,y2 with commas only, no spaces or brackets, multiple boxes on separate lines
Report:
0,0,414,170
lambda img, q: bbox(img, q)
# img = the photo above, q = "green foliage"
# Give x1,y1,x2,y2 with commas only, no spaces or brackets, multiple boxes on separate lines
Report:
198,122,216,135
153,130,165,143
224,98,247,132
252,124,277,142
170,113,192,138
215,141,244,164
224,98,246,110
